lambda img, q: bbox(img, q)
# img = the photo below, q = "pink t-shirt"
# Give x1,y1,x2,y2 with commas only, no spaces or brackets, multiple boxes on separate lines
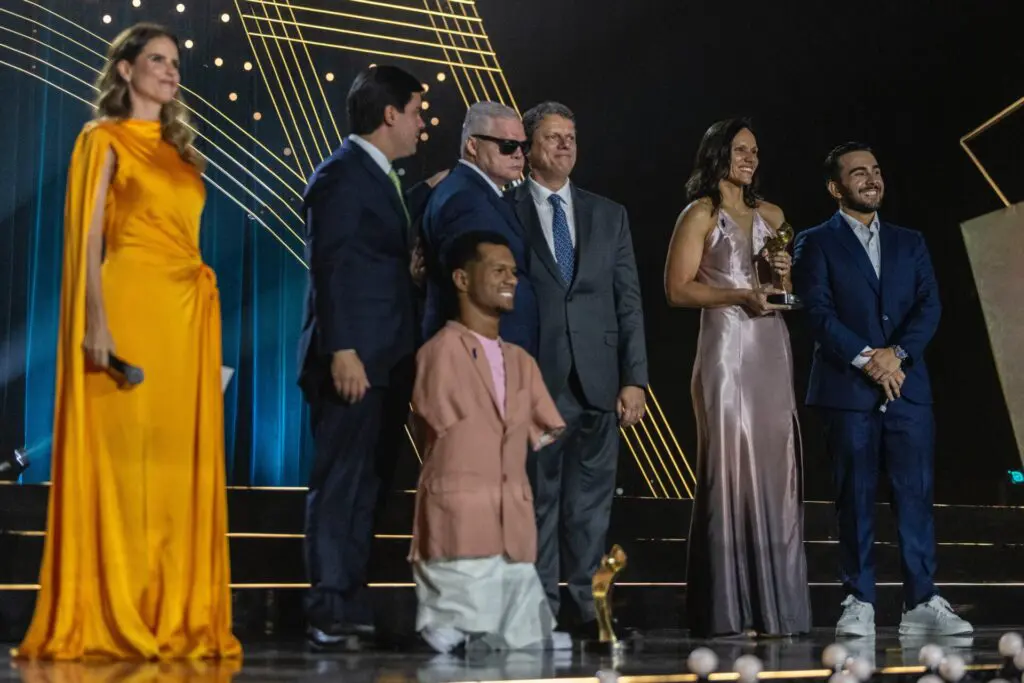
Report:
471,331,506,417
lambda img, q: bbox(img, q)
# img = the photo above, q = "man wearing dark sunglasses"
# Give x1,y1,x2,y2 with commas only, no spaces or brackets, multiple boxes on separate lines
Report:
420,101,539,357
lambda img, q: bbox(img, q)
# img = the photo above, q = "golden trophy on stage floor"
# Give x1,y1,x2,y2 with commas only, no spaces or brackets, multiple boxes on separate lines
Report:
584,544,629,654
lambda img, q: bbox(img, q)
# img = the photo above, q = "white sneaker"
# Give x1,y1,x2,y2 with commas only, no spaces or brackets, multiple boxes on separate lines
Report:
836,595,876,637
899,596,973,636
422,626,467,654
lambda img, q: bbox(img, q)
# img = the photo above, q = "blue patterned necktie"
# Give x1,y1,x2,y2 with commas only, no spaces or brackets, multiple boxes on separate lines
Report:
549,194,575,284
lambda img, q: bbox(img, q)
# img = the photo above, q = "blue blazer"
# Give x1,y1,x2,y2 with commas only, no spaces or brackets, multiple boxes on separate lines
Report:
792,212,941,411
419,162,539,356
297,139,431,395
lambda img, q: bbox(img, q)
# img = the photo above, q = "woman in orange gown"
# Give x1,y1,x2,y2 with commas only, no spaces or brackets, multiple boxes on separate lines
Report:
14,23,241,660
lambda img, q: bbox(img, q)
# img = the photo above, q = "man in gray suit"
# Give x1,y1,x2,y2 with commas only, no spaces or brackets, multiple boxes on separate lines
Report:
512,101,648,638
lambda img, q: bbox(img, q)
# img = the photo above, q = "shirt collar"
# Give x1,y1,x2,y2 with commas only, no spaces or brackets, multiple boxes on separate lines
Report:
840,209,880,234
528,175,572,206
349,134,391,176
458,159,503,196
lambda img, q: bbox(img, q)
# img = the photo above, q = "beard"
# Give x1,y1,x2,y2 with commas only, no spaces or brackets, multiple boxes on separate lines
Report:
840,184,883,213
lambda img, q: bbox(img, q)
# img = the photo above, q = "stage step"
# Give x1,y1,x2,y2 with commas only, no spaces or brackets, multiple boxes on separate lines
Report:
3,483,1024,641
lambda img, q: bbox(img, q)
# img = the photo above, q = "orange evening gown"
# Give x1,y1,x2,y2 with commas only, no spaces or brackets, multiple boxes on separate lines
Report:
14,119,242,660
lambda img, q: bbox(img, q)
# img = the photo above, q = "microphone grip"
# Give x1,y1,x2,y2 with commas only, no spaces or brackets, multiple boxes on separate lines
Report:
108,354,144,386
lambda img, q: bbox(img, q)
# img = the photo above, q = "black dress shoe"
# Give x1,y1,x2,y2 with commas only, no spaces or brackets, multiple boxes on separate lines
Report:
306,622,373,650
570,620,600,641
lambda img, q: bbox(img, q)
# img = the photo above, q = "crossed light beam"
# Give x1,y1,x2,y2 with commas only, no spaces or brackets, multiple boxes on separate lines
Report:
0,0,695,498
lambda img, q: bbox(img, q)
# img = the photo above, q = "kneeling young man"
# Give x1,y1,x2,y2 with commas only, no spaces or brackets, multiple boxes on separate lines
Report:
409,230,568,654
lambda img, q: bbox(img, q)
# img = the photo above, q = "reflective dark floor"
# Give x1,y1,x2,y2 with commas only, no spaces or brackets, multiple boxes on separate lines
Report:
2,628,1020,682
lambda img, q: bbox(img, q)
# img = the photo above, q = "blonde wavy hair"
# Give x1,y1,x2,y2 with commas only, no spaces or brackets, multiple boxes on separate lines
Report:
94,23,205,171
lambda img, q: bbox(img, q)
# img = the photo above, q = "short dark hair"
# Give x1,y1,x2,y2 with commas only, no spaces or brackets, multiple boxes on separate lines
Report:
445,231,511,276
522,101,576,146
346,65,423,136
824,142,875,183
684,117,761,210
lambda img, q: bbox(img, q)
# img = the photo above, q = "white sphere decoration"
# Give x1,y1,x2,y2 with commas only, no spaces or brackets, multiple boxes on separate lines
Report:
1000,632,1024,657
917,676,943,683
938,653,966,682
845,655,873,682
732,654,763,683
822,643,850,670
828,673,857,683
918,644,945,670
687,647,718,677
1013,648,1024,670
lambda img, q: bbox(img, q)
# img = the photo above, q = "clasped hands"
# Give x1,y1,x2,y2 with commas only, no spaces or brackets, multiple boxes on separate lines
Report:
861,347,904,401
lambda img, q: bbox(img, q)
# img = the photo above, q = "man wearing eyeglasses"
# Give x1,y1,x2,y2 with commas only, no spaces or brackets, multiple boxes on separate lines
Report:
511,101,648,641
420,101,538,357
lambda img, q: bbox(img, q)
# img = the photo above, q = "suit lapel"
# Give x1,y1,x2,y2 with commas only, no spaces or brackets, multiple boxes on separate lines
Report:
513,184,563,287
570,185,592,292
879,221,899,301
347,139,409,240
829,212,880,296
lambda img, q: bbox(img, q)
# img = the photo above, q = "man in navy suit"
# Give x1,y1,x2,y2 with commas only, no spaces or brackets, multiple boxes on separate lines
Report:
297,65,445,648
792,142,972,638
420,101,538,356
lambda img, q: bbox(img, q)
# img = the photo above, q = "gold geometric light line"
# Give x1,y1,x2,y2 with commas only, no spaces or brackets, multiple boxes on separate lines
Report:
264,2,333,158
248,0,484,39
0,58,93,107
423,1,469,108
432,1,480,103
8,4,307,193
245,14,495,56
0,41,305,256
254,1,319,173
440,2,490,105
235,0,307,179
272,2,335,158
644,401,694,496
465,1,519,113
246,32,502,71
283,0,342,147
337,0,483,22
639,417,692,498
451,1,505,108
202,173,306,266
618,421,659,497
649,387,696,484
0,56,307,270
628,423,674,498
959,94,1023,208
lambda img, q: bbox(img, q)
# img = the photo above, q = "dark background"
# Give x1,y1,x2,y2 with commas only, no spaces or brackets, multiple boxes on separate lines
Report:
0,0,1020,501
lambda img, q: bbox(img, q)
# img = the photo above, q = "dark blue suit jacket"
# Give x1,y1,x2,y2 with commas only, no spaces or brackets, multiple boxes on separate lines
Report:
297,139,431,395
792,212,941,411
419,162,539,356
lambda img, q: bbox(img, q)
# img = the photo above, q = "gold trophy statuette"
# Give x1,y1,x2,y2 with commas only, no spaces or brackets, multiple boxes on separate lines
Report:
592,544,628,649
761,221,802,310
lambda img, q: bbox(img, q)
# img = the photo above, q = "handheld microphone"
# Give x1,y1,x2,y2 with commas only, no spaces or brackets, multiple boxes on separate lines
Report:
108,354,144,386
0,448,30,478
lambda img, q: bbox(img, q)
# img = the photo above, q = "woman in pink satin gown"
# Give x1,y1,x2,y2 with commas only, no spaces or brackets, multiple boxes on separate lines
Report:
664,118,811,637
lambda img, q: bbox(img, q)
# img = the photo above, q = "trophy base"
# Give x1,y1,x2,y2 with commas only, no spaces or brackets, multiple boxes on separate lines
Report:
766,292,803,310
579,638,632,655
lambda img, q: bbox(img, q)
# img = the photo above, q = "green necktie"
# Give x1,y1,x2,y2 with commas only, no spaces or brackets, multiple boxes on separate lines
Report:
388,168,410,224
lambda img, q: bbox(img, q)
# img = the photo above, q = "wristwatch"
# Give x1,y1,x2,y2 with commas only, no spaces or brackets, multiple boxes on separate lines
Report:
892,345,908,362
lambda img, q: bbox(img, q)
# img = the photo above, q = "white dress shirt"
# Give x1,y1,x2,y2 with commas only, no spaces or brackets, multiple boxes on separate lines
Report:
839,210,882,369
348,134,392,175
459,159,503,197
527,176,576,260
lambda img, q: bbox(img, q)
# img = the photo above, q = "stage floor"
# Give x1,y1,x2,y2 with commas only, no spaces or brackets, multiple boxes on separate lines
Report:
1,628,1018,682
